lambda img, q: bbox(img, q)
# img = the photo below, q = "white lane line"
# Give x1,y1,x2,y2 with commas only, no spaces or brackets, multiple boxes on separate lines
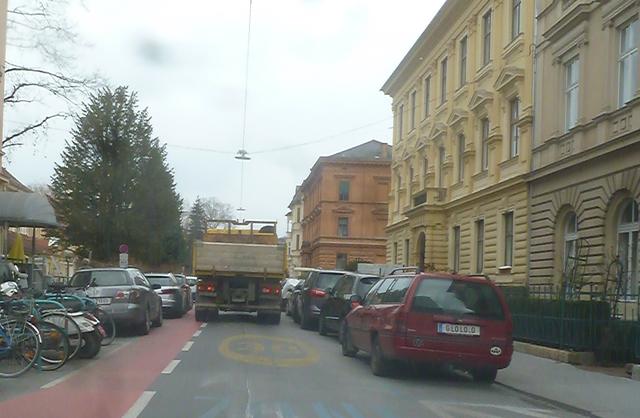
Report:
41,369,81,389
122,391,156,418
161,359,181,374
193,330,202,337
200,323,207,328
41,339,135,389
182,341,194,351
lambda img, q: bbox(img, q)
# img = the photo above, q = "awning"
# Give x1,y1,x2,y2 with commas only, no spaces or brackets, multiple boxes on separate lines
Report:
0,192,59,228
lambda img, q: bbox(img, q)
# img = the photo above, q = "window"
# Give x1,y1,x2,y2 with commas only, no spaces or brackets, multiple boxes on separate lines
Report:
338,180,350,201
504,212,514,266
295,234,300,250
71,270,131,287
423,156,429,179
453,226,461,272
337,217,349,237
617,199,639,295
398,104,404,140
482,10,492,66
459,36,467,86
404,238,410,265
424,75,431,117
336,253,348,270
438,147,445,189
457,134,465,182
393,242,399,264
334,275,355,297
563,212,578,280
410,90,417,129
382,277,413,303
367,278,394,305
296,207,300,222
511,0,521,40
440,57,448,105
509,98,520,158
355,276,381,298
565,56,579,130
619,19,638,106
476,219,485,273
481,118,490,171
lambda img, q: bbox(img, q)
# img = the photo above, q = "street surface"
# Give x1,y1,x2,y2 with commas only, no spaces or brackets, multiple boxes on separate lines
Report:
1,312,592,418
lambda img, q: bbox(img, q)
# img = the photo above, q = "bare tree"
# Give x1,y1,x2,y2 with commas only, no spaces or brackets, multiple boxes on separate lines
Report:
3,0,102,148
201,197,234,225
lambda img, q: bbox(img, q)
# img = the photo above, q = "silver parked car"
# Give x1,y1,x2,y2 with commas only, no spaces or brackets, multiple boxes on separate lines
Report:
185,276,197,301
145,273,186,318
69,268,163,335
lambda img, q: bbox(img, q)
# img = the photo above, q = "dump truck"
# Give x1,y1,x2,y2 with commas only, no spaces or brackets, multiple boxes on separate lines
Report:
192,220,286,324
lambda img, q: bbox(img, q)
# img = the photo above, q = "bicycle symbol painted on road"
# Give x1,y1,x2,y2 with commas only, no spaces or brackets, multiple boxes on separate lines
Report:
218,334,319,367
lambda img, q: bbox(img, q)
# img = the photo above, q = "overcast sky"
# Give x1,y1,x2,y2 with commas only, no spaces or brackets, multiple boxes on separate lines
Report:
4,0,445,235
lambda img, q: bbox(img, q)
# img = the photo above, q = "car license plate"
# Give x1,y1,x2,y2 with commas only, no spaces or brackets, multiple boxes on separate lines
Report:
437,323,480,336
95,298,111,305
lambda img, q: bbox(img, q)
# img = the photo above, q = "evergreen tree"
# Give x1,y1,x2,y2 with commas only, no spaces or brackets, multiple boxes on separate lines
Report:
50,86,185,264
187,198,207,243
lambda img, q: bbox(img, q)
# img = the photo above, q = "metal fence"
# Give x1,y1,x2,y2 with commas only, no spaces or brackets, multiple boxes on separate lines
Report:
501,284,640,364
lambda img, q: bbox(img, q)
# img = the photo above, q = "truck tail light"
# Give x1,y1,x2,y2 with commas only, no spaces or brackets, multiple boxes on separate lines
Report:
309,288,326,298
197,283,215,293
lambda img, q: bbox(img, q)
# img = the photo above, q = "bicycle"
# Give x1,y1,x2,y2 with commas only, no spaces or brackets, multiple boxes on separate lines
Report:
0,301,41,378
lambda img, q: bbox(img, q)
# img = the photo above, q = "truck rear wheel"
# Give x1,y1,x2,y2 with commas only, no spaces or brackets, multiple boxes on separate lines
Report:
269,313,281,325
195,309,206,322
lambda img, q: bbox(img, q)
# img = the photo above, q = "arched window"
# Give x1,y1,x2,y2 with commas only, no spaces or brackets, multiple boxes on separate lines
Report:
563,211,578,274
617,199,639,296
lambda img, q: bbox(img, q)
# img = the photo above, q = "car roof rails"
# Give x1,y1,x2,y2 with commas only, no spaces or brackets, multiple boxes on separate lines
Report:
388,266,419,276
468,274,492,281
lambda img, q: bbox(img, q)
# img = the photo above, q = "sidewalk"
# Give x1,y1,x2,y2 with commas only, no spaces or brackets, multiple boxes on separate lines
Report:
497,352,639,418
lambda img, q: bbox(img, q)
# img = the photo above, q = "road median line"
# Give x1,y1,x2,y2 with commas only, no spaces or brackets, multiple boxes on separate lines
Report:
122,391,155,418
161,359,181,374
182,341,194,351
193,330,202,337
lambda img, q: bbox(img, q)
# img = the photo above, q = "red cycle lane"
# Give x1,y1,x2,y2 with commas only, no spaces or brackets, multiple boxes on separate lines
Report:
0,311,201,418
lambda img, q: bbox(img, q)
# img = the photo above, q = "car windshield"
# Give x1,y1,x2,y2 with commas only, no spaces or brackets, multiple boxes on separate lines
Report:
146,276,175,287
412,278,505,320
69,270,129,287
355,276,381,297
316,273,343,289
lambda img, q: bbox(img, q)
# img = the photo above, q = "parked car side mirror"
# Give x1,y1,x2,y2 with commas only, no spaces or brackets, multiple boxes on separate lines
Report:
151,283,162,290
349,294,363,306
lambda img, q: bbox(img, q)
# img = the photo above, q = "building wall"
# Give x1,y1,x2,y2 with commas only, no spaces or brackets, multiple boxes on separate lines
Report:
302,161,390,269
286,196,304,276
383,0,534,284
530,0,640,290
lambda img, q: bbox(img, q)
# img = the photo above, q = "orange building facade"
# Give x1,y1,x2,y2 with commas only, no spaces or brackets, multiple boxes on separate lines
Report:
298,140,391,269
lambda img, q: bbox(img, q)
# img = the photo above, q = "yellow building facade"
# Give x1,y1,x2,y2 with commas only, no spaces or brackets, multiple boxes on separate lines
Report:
382,0,534,285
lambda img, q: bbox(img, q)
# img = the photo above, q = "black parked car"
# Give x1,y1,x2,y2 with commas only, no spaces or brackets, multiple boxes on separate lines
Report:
318,273,381,336
293,269,346,330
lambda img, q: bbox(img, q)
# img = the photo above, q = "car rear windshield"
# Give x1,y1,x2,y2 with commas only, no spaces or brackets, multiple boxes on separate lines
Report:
70,270,130,287
411,278,504,320
186,278,197,285
316,273,342,289
146,275,175,286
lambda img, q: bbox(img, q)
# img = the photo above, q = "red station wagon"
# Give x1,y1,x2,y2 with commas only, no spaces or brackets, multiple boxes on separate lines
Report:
340,272,513,382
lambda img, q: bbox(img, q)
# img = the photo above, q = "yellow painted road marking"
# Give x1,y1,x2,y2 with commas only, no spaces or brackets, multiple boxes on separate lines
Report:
219,334,319,367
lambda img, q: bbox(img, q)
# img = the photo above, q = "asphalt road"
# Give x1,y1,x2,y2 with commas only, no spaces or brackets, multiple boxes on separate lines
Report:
0,311,590,418
136,313,585,418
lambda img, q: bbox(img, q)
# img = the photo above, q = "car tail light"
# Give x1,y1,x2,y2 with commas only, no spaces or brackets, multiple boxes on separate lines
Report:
114,290,129,301
393,309,408,335
309,288,326,298
197,283,215,293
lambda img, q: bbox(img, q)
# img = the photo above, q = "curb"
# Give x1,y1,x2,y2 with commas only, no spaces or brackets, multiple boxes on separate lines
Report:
514,341,595,365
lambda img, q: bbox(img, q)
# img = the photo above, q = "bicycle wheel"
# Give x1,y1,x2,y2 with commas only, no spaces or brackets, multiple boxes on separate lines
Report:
35,321,70,371
0,320,41,378
41,312,82,360
93,308,116,346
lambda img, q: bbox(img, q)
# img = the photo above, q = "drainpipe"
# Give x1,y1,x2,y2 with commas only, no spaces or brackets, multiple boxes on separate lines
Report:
527,2,539,289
